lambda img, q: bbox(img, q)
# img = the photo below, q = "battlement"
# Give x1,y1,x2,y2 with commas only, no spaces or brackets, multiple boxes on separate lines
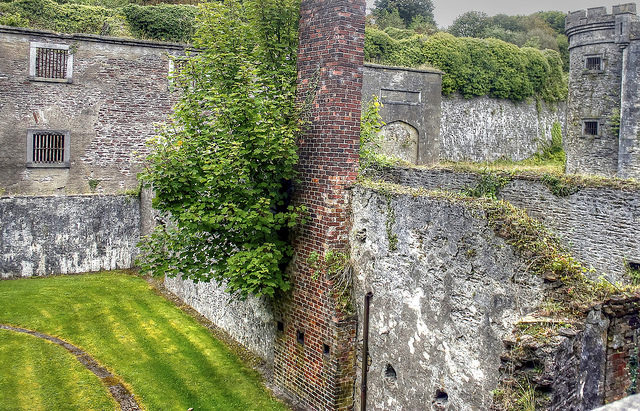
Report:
566,3,636,33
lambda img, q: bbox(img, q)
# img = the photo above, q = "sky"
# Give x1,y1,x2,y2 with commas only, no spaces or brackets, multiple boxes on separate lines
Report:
366,0,634,29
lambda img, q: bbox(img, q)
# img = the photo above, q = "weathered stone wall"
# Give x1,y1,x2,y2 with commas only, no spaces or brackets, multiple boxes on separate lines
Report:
0,194,140,278
0,26,183,195
350,186,545,410
382,166,640,283
164,276,276,364
362,63,442,165
603,296,640,402
619,25,640,179
439,95,566,163
497,295,640,410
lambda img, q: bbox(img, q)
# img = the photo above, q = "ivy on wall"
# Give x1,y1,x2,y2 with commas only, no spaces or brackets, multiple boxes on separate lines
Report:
137,0,303,299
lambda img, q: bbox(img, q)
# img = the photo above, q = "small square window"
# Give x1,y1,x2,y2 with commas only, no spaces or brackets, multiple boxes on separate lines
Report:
276,320,284,333
583,120,600,136
296,330,305,346
29,42,73,83
585,55,602,71
27,130,70,168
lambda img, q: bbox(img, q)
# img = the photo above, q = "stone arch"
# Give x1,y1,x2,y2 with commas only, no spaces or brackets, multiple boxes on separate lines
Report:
379,120,419,164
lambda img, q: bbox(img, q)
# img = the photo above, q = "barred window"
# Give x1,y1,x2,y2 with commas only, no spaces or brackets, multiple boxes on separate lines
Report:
583,121,599,136
26,130,70,168
585,55,602,71
29,42,73,83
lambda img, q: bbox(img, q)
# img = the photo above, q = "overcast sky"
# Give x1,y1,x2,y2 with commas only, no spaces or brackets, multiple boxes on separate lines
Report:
366,0,634,29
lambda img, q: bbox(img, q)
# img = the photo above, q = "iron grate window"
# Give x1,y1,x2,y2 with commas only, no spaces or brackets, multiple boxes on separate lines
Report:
584,121,599,136
27,130,70,168
32,132,66,164
586,56,602,71
29,42,73,83
35,48,69,79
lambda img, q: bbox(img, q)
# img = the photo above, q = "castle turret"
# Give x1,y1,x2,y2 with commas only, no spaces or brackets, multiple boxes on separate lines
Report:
565,3,640,179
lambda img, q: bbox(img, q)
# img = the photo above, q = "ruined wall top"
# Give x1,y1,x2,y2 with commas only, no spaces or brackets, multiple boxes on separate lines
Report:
566,3,636,34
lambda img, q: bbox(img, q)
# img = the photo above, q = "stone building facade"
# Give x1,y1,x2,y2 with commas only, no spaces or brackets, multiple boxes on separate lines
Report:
0,25,184,195
566,3,640,179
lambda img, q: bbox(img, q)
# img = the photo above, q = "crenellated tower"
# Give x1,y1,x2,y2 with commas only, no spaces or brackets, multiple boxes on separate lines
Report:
565,3,640,179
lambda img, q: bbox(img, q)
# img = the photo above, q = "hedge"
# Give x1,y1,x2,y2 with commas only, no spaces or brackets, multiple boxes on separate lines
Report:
0,0,196,42
365,28,567,102
122,3,196,42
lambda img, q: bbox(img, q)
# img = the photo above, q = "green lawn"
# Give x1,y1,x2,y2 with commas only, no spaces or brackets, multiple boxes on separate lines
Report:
0,271,288,411
0,331,117,410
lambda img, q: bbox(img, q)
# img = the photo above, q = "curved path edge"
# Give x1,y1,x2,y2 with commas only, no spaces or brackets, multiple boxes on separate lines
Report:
0,323,141,411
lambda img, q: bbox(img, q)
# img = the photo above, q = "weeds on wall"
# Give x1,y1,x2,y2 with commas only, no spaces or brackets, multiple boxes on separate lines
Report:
306,250,353,313
463,170,511,199
359,95,398,174
625,261,640,286
138,0,303,299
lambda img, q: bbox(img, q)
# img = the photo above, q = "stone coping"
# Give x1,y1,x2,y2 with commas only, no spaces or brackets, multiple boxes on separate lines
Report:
0,24,187,51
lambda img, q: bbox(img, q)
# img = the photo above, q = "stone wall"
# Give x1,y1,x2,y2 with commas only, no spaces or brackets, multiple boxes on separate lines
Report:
350,186,546,410
382,166,640,283
164,276,276,364
0,194,140,278
439,95,566,163
497,295,640,409
0,26,183,195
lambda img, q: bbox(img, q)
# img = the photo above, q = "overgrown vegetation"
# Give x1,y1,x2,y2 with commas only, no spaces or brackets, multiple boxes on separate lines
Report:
0,272,288,410
307,251,353,312
625,261,640,286
138,0,303,299
365,30,566,102
464,170,510,199
359,95,397,173
0,0,197,41
447,10,569,71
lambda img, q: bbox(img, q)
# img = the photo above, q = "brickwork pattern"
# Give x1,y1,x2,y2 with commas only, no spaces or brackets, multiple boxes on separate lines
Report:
272,0,365,409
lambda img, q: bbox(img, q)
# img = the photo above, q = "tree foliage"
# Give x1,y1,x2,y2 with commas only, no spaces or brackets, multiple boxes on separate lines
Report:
138,0,303,299
446,10,569,71
373,0,435,28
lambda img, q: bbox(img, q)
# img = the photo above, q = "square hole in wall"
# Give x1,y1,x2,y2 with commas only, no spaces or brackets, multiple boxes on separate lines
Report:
296,330,304,346
323,343,330,356
276,320,284,333
628,262,640,271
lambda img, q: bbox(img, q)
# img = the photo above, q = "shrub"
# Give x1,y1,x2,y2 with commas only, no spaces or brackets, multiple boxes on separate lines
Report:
0,0,130,36
122,3,196,42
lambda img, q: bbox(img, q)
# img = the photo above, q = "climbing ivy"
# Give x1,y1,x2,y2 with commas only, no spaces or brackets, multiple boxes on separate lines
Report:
137,0,303,299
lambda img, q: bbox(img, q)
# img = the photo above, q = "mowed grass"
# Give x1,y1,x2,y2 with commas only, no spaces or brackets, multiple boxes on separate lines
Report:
0,331,117,410
0,271,288,411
